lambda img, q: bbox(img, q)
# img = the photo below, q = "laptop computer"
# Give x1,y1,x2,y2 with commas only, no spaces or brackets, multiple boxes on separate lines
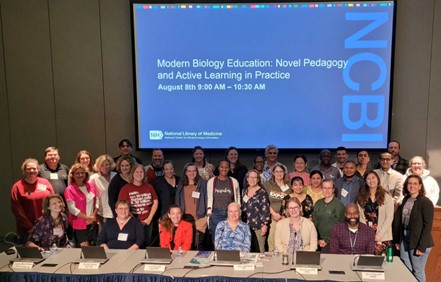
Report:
352,255,385,272
290,251,322,270
140,247,173,264
79,246,109,264
10,246,45,264
210,250,241,266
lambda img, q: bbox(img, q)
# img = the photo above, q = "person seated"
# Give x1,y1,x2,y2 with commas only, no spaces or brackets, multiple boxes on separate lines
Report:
98,200,144,250
329,203,375,255
215,202,251,252
27,194,68,251
275,197,317,254
159,205,193,251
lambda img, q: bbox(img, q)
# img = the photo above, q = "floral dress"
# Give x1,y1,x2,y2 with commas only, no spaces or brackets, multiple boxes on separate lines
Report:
363,198,390,255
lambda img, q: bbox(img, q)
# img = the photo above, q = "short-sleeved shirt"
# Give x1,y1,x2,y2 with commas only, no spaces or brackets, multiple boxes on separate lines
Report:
118,183,158,221
38,163,69,195
213,178,234,209
264,181,292,213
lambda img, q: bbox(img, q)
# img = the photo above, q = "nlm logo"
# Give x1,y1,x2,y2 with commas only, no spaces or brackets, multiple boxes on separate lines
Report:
149,130,164,140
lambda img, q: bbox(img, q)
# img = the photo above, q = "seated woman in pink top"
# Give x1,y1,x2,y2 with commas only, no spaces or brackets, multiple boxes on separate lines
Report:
64,163,98,247
159,205,193,250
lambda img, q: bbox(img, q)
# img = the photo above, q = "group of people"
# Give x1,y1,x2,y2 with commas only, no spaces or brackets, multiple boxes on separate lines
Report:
10,140,438,282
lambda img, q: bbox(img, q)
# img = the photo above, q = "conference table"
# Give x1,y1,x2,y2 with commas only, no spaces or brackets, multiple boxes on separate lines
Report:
0,248,416,281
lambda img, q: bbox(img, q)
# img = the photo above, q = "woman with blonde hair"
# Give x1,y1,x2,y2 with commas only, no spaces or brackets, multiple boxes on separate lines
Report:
64,163,98,246
275,197,317,254
90,154,116,230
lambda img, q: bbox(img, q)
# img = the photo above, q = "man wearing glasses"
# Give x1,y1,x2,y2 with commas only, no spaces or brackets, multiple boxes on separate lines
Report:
374,152,405,205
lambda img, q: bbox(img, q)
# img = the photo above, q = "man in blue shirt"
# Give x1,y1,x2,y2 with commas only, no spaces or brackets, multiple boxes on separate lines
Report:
335,160,365,206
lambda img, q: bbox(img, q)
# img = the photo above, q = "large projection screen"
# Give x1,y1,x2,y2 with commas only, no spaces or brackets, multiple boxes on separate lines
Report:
131,1,396,149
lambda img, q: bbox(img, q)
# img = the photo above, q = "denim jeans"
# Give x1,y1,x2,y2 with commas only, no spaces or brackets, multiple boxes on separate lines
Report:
400,229,431,282
209,208,227,242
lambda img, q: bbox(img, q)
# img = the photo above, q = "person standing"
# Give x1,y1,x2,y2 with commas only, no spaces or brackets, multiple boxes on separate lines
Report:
38,146,69,196
175,163,208,250
373,152,404,205
207,160,240,241
192,146,215,181
288,155,310,186
357,171,394,255
64,163,98,247
262,145,280,182
90,155,116,230
108,156,136,217
145,148,164,185
242,170,270,253
388,140,408,174
112,139,143,165
405,156,439,206
11,158,54,244
310,149,341,180
335,160,365,206
118,164,158,247
393,175,434,282
313,179,345,253
155,160,180,217
264,163,292,252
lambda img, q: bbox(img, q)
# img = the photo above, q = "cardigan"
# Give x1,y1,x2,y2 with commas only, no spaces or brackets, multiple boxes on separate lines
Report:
393,195,434,253
358,192,394,241
274,217,318,253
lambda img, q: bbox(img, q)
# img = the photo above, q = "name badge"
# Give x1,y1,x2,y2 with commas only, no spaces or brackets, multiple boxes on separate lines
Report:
192,191,200,199
37,184,47,191
280,184,290,192
243,195,249,203
53,227,63,237
118,233,128,241
50,173,59,180
341,189,349,198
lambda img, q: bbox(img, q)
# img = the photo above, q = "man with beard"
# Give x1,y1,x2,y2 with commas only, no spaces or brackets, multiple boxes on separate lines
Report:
387,140,408,174
145,148,164,185
335,160,364,206
311,149,341,180
329,203,375,254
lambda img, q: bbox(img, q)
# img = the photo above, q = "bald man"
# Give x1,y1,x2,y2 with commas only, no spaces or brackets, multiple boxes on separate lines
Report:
329,203,375,255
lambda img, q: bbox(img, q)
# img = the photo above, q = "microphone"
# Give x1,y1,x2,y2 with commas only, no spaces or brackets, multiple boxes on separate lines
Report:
292,232,297,265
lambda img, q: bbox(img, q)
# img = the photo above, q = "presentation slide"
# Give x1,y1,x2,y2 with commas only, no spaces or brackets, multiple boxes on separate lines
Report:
131,1,395,149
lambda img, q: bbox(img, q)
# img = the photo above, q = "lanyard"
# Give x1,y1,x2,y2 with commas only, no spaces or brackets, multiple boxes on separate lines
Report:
349,230,358,254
